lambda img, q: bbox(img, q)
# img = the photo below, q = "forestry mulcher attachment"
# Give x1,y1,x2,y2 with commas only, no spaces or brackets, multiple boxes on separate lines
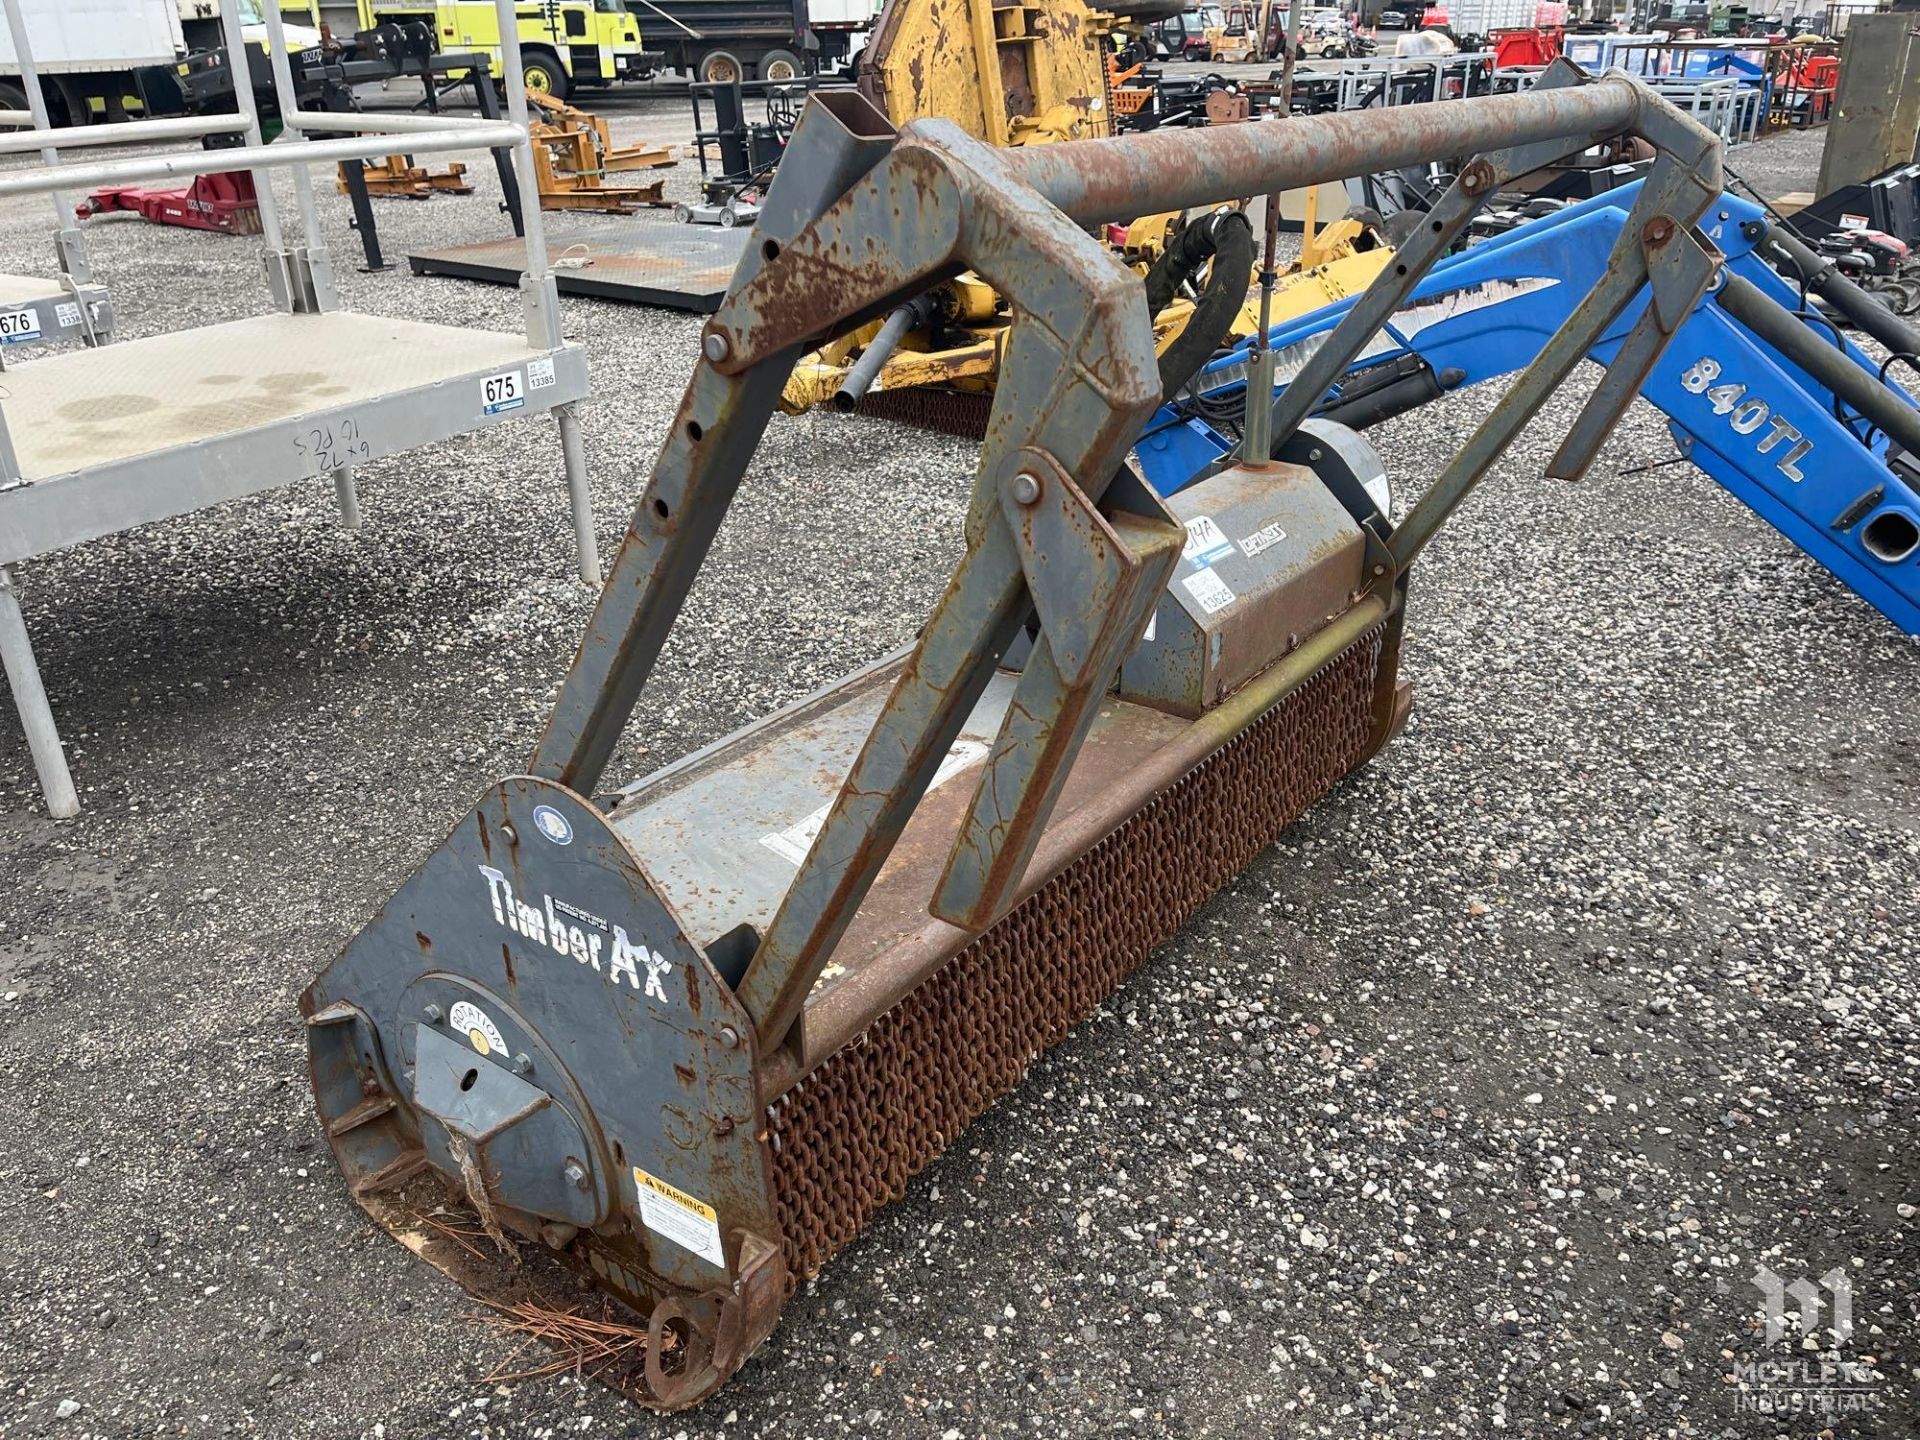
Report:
305,63,1722,1408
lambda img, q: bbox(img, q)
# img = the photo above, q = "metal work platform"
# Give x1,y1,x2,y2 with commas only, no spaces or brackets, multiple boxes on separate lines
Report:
0,312,589,563
0,270,111,347
410,212,751,314
0,0,598,820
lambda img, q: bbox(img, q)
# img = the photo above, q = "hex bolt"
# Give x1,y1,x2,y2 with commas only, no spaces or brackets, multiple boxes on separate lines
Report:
422,1004,445,1024
1308,447,1324,461
1011,471,1042,505
512,1053,534,1076
702,331,731,363
564,1160,590,1192
718,1025,740,1049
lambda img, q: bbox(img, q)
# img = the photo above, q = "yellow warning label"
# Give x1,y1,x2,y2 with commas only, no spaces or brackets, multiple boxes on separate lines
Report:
633,1168,716,1220
631,1166,724,1266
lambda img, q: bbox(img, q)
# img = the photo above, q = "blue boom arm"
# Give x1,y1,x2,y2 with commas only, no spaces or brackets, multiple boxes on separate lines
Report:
1135,187,1920,636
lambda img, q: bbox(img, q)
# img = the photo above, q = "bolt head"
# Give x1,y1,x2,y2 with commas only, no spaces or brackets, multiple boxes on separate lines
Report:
499,823,518,846
1011,471,1042,505
702,330,731,363
718,1025,740,1049
564,1160,590,1191
422,1004,445,1024
512,1053,534,1075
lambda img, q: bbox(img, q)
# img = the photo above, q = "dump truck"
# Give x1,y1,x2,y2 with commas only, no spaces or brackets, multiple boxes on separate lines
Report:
619,0,874,83
303,64,1734,1409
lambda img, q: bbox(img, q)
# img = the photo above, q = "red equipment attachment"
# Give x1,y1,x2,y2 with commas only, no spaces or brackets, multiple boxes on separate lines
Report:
77,170,263,235
1493,26,1564,67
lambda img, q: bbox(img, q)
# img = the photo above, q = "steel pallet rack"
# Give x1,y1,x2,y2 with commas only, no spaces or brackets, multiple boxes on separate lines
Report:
0,0,597,820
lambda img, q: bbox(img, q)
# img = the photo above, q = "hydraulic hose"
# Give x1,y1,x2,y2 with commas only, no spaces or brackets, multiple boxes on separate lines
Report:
1761,221,1920,360
1143,207,1256,402
832,292,943,411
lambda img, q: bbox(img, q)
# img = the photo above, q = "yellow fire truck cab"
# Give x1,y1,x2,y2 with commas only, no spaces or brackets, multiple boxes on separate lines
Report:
349,1,651,96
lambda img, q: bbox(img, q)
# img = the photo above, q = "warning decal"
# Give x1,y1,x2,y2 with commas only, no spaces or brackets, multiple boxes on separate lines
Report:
633,1167,725,1266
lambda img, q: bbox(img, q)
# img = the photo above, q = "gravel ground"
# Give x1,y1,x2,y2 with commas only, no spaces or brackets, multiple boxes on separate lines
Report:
0,100,1913,1440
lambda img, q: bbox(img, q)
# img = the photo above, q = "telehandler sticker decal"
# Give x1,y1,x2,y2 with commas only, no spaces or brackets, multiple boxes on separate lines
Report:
477,864,677,1005
633,1167,725,1266
448,999,507,1058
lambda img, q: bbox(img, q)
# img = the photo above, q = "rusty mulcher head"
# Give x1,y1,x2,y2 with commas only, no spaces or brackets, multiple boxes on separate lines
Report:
303,65,1724,1409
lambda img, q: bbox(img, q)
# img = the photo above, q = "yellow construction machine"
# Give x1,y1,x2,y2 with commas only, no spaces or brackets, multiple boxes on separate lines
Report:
779,0,1394,432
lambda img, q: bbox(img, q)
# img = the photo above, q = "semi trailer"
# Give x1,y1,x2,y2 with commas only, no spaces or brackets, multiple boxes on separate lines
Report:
0,0,319,124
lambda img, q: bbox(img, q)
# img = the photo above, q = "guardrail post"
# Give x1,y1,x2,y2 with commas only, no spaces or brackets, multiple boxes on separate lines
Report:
492,0,564,352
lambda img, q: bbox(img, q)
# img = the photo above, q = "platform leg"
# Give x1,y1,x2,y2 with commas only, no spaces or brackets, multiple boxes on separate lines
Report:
332,468,363,530
556,404,599,583
0,568,79,819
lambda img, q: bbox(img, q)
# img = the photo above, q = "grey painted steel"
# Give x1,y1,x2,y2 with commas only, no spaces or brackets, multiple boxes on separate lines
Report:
297,68,1729,1400
557,403,600,584
530,92,900,793
529,70,1727,1055
832,303,916,406
1261,63,1614,453
1389,156,1719,569
0,566,74,818
332,467,363,531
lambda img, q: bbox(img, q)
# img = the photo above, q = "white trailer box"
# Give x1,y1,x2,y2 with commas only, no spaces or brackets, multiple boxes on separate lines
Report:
0,0,185,73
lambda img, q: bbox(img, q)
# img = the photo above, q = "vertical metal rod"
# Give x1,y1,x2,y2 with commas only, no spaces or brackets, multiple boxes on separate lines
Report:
332,468,362,529
258,0,328,257
492,0,559,348
556,404,600,583
0,568,78,819
0,0,75,235
1241,0,1302,461
217,0,288,255
1387,231,1658,569
470,67,526,237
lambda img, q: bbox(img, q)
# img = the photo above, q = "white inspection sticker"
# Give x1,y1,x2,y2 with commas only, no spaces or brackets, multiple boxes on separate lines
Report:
54,301,81,328
0,307,41,343
480,369,526,415
1182,515,1234,566
761,738,989,866
528,354,557,390
1182,567,1236,615
1239,521,1288,557
633,1167,725,1266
